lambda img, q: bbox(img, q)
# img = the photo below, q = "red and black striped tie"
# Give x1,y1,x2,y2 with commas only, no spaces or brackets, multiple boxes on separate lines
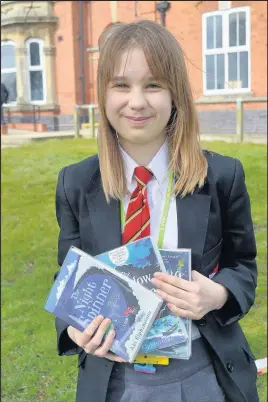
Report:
122,166,153,244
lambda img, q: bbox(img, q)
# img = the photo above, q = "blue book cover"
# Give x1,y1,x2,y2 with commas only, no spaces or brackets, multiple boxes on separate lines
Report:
96,237,188,353
44,246,163,363
146,249,192,359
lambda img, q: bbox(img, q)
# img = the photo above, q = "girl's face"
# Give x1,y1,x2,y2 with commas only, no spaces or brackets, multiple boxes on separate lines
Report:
105,47,172,148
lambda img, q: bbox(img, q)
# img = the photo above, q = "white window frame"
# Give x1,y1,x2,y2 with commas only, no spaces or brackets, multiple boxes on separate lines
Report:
202,6,251,96
26,38,46,104
1,40,17,105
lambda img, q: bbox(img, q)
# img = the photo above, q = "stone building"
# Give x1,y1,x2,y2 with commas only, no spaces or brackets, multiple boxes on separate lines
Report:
1,0,267,134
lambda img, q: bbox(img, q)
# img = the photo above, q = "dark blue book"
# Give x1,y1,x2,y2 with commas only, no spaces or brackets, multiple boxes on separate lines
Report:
44,246,163,363
146,249,192,359
96,237,188,353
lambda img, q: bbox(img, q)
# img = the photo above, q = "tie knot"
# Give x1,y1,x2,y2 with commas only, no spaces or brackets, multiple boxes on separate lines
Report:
134,166,153,188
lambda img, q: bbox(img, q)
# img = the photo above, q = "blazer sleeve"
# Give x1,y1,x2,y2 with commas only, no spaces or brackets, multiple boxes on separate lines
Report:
54,166,83,356
212,158,257,326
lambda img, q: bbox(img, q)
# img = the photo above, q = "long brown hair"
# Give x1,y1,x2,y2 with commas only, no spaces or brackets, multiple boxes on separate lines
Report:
97,20,208,201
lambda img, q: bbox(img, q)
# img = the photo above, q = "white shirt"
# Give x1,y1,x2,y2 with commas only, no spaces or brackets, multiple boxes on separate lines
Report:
120,141,178,249
120,141,200,341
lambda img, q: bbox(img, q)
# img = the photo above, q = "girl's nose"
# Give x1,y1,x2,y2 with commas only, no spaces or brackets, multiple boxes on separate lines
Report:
128,89,147,111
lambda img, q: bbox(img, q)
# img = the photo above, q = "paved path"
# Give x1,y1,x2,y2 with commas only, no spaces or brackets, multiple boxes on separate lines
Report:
1,129,92,148
1,129,267,148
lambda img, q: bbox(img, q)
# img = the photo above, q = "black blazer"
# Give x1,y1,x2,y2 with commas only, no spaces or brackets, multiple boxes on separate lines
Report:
54,151,258,402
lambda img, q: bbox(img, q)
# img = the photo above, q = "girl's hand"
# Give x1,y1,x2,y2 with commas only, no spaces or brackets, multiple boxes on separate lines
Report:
151,271,228,320
67,315,127,363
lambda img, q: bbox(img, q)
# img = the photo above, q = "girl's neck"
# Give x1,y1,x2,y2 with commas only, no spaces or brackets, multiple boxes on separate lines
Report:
119,136,166,166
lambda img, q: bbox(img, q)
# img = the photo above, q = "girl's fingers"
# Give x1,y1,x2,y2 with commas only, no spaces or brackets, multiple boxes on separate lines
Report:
167,303,194,319
153,272,199,292
80,315,105,346
103,352,128,363
83,318,112,354
93,328,117,357
155,289,191,311
152,278,191,301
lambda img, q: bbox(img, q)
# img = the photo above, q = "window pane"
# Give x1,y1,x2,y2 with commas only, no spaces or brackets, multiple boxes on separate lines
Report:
228,53,238,82
215,15,222,48
30,71,44,101
30,42,40,66
216,54,224,89
206,16,214,49
240,51,248,88
1,44,16,69
239,12,246,46
229,13,237,47
1,72,17,102
206,55,215,89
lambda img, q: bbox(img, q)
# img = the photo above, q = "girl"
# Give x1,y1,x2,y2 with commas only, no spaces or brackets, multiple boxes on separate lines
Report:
55,20,258,402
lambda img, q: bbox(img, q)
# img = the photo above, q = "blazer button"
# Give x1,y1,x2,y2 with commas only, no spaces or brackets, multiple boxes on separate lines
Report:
198,319,206,326
226,362,234,372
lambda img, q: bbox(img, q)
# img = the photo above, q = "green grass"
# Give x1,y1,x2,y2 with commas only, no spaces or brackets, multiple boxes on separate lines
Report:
2,139,267,402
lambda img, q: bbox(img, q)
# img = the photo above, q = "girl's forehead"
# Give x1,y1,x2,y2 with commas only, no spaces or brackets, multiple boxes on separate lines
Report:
113,47,150,74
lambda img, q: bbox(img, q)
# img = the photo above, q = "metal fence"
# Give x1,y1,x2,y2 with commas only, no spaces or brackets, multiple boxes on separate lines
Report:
4,105,41,130
74,97,267,143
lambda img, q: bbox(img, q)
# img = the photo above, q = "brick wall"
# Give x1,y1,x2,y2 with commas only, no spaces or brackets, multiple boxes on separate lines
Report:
50,0,267,133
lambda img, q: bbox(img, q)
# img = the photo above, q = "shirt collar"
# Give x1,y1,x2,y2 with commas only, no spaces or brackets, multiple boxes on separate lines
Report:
120,141,169,190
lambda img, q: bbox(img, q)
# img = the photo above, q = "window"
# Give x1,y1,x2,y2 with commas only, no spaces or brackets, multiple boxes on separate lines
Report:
26,38,46,103
1,41,17,103
202,7,250,95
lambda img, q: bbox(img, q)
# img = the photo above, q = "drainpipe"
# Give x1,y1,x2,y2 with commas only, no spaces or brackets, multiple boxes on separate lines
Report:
155,1,171,27
79,0,86,122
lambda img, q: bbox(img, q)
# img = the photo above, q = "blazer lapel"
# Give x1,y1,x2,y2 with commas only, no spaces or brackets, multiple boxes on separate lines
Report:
85,173,122,255
176,191,211,271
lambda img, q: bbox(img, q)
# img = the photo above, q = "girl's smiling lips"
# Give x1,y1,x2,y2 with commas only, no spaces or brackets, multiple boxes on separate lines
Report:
125,116,152,126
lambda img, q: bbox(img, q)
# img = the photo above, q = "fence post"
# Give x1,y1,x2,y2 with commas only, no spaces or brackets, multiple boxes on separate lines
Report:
74,105,80,138
236,99,244,143
89,106,95,138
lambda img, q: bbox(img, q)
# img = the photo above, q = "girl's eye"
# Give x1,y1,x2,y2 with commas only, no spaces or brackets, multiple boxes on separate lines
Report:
114,83,129,88
147,83,161,89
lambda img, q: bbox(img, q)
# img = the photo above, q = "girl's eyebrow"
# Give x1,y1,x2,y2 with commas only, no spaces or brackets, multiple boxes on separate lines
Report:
111,75,156,82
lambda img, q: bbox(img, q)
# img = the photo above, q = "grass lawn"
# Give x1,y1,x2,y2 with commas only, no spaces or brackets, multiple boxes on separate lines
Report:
2,139,267,402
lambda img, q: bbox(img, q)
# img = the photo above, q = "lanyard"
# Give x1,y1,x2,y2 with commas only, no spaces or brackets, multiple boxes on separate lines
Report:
120,171,174,248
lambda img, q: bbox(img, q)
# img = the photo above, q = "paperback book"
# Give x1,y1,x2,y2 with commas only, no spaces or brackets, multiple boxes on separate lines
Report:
44,246,163,363
96,237,188,353
145,249,192,359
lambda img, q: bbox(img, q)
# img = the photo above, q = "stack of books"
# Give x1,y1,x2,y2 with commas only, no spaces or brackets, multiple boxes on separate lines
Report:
44,237,192,363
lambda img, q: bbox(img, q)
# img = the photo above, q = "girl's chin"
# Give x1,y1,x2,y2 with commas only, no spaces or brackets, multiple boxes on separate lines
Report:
118,132,166,145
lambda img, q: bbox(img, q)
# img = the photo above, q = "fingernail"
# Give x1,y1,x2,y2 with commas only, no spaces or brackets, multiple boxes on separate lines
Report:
154,272,161,276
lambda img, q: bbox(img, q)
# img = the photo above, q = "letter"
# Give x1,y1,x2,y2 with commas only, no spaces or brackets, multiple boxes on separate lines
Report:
103,279,112,289
100,286,110,295
82,287,94,297
142,274,151,284
83,293,93,304
93,300,104,311
74,303,87,310
70,290,80,300
96,292,107,303
88,310,98,320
